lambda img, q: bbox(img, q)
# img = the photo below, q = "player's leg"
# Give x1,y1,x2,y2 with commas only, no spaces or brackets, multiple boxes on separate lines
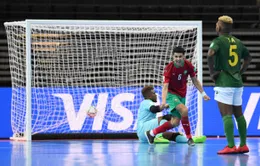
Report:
160,114,192,143
161,113,206,143
214,87,236,154
162,132,187,143
168,94,194,146
233,105,249,153
217,102,237,154
145,93,183,144
145,116,180,144
139,118,165,143
145,117,180,143
152,111,191,143
161,114,172,121
217,102,235,146
233,87,249,153
145,92,193,144
154,117,171,144
175,103,195,146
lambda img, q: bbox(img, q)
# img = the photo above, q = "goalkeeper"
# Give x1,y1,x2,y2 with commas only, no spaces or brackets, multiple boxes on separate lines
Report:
137,86,204,144
145,47,210,145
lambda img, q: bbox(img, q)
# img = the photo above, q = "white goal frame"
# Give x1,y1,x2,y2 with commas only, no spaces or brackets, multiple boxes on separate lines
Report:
17,19,203,141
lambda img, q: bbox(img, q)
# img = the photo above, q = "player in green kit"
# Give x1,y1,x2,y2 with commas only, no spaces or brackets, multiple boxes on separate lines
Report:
207,15,252,154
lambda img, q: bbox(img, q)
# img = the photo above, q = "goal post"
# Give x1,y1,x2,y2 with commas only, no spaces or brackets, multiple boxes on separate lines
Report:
4,20,203,141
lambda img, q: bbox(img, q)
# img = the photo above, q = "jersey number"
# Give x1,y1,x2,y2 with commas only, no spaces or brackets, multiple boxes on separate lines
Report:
178,74,182,80
229,45,238,67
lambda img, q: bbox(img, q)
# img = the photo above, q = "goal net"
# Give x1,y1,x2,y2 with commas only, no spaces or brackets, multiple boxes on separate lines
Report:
4,20,203,140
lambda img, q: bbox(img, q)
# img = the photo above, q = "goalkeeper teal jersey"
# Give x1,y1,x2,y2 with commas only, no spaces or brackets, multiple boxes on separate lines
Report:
137,99,156,125
209,34,249,87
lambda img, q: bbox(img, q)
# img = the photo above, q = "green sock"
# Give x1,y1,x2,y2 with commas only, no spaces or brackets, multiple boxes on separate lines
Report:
222,115,235,148
236,116,247,147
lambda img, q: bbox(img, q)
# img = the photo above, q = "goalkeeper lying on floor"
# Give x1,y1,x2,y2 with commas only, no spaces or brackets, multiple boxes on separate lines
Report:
137,85,206,144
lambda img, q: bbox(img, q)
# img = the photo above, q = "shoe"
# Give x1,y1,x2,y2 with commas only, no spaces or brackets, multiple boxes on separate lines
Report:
154,135,170,144
187,138,195,146
217,146,237,154
237,145,249,153
193,135,207,143
145,131,155,145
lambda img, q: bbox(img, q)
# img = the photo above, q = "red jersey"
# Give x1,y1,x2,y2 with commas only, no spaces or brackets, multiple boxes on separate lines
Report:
163,60,196,98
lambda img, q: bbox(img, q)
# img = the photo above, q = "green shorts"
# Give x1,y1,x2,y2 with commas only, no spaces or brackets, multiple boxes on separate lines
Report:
166,93,186,119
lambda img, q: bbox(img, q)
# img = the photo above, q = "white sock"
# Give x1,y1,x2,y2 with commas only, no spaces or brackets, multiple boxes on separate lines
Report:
150,130,155,137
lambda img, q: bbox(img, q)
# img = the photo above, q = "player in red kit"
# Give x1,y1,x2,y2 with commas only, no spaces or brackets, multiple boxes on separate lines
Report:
145,46,210,145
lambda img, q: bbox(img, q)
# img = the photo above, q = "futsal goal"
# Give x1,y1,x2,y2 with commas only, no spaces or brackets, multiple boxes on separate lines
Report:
4,20,203,141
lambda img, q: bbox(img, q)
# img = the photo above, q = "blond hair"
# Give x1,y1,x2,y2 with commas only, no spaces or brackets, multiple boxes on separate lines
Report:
218,15,233,24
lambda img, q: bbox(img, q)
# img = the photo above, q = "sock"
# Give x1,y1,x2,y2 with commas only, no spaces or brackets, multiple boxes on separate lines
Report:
181,116,192,139
149,120,168,137
152,121,172,135
150,130,155,137
236,115,247,147
162,132,182,142
222,115,235,148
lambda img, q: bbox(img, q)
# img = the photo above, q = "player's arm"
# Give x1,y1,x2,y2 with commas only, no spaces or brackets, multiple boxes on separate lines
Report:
207,40,220,82
208,49,220,82
162,83,168,105
191,77,210,100
149,104,169,113
162,63,171,105
187,62,210,100
207,49,215,76
187,61,204,93
240,46,252,75
191,77,204,93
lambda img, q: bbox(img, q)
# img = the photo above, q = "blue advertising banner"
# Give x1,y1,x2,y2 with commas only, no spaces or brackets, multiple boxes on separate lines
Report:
0,87,259,138
204,87,260,136
0,88,12,138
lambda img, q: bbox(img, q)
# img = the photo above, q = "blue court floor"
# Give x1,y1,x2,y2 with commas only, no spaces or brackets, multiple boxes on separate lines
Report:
1,138,259,166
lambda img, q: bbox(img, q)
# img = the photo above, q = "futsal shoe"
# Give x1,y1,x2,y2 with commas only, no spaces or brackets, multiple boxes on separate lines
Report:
154,134,170,144
145,131,155,145
236,145,249,153
187,138,195,146
217,146,237,154
193,135,207,143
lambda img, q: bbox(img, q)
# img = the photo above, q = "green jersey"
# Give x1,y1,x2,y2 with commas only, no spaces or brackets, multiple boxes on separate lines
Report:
209,34,249,87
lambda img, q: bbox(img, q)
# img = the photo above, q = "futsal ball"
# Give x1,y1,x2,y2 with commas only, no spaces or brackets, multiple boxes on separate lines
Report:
87,106,97,118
